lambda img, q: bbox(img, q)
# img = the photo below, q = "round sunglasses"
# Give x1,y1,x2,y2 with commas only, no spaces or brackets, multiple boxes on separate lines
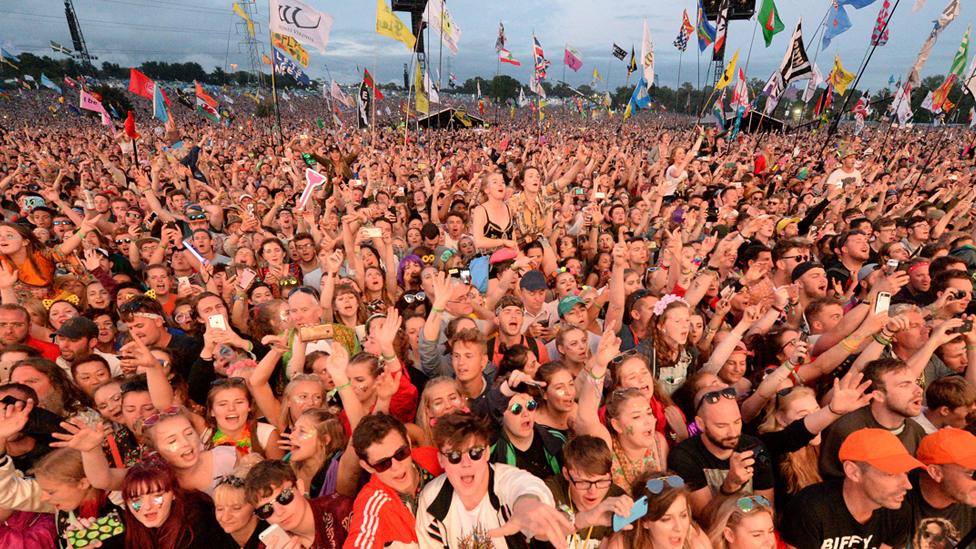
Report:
509,399,538,415
440,446,486,465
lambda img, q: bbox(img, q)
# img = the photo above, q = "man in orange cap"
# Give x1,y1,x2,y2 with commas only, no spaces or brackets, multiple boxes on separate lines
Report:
781,428,923,549
906,428,976,546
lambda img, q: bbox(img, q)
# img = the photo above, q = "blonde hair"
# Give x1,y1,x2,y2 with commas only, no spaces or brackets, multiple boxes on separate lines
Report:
416,376,463,443
757,385,822,494
280,374,326,431
705,496,774,549
32,447,86,484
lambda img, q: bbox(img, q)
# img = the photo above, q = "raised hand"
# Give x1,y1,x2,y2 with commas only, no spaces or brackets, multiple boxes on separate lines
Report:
50,418,110,453
828,371,873,415
0,398,33,441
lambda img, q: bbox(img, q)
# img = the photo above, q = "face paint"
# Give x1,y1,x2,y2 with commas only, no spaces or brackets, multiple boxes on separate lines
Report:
625,425,635,435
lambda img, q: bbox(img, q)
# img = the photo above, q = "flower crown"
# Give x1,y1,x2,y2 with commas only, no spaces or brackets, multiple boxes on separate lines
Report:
653,294,688,316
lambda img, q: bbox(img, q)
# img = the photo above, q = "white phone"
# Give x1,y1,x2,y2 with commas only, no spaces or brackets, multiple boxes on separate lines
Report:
874,292,891,315
258,524,292,546
208,315,227,330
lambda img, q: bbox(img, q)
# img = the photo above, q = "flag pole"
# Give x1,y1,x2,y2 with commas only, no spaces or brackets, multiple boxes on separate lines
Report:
562,43,567,87
266,7,284,151
604,45,612,94
437,1,444,90
675,50,683,112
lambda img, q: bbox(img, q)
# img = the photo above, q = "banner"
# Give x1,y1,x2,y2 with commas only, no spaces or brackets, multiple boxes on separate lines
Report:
269,0,334,53
908,0,962,86
422,0,461,55
272,48,311,86
564,47,583,72
612,44,627,60
376,0,415,50
80,90,115,134
641,19,655,87
272,33,310,67
779,20,813,85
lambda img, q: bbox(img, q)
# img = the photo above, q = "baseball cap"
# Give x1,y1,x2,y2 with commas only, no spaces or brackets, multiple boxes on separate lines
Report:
730,340,754,357
54,316,99,340
838,428,925,474
775,217,801,235
917,428,976,469
558,296,585,317
857,263,879,283
519,270,547,292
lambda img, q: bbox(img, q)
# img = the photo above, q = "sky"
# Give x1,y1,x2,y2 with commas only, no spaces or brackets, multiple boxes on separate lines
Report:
1,0,974,93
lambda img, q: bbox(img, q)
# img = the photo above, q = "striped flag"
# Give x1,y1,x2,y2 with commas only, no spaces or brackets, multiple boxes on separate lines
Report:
696,0,716,51
499,48,521,66
949,25,970,77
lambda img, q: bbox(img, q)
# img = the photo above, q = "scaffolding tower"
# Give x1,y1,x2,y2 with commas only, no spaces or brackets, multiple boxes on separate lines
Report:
235,0,267,86
63,0,94,70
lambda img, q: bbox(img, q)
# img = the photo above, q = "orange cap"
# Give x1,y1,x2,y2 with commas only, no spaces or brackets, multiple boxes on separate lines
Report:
838,429,925,474
917,428,976,469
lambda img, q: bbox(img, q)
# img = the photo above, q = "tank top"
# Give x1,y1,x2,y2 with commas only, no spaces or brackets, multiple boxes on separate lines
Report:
480,204,514,241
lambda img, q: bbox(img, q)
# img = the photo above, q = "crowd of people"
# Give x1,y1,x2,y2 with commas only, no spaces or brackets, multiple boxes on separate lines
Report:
0,81,975,549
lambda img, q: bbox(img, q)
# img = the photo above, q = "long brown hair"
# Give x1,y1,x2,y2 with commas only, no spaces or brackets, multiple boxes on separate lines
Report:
757,386,821,494
651,300,690,375
204,379,265,456
616,469,700,549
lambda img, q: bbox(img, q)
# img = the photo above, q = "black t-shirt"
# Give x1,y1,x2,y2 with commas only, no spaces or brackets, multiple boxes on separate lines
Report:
819,407,925,480
780,480,911,549
667,433,774,494
905,474,976,549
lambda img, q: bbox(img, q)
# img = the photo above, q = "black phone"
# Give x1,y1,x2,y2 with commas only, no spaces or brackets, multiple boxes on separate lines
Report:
741,440,770,467
949,320,973,335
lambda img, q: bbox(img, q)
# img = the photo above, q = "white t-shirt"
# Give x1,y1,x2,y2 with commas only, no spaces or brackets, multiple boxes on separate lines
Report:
824,167,862,189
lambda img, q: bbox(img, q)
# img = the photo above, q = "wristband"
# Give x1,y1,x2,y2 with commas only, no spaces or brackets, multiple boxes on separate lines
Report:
584,368,605,381
334,381,351,392
431,307,445,314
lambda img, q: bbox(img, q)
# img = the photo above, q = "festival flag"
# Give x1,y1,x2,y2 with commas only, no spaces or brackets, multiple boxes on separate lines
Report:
802,64,824,102
564,46,583,72
713,0,730,60
530,34,550,98
641,19,655,87
152,82,168,123
696,0,716,52
828,55,855,95
612,44,627,60
63,76,77,89
730,68,750,111
49,41,71,55
414,63,428,114
376,0,415,50
273,33,310,67
623,75,651,120
893,82,913,126
779,20,814,84
272,48,310,86
330,80,354,108
712,93,726,130
909,0,962,86
814,84,833,116
495,22,506,53
423,68,439,103
269,0,333,53
39,74,62,94
195,81,220,123
499,48,521,66
1,48,19,69
839,0,879,6
128,68,171,106
871,0,891,46
357,80,371,127
674,9,695,51
715,49,739,90
449,72,456,87
476,80,481,99
232,2,255,38
932,74,956,110
965,49,976,98
422,0,461,55
592,67,603,84
628,46,637,75
758,0,785,47
949,25,970,77
79,89,114,133
822,1,852,49
363,68,384,100
124,111,139,139
763,71,785,115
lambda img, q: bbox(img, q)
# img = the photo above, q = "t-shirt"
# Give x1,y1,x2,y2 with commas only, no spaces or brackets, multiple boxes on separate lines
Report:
667,433,774,495
905,475,976,549
780,480,911,549
819,406,925,480
825,167,863,189
544,475,625,549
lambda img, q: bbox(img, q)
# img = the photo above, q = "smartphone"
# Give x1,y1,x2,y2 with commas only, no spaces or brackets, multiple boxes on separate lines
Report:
874,292,891,315
145,211,159,227
64,510,125,547
594,192,607,199
361,227,382,238
950,319,974,335
459,269,471,285
208,315,227,331
258,524,292,547
298,324,335,342
177,276,191,288
886,259,899,272
84,190,96,210
238,268,257,290
572,187,585,196
612,495,649,532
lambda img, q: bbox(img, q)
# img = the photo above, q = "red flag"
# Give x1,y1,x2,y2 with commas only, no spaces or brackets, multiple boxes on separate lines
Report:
128,68,171,106
124,111,139,139
63,76,77,89
363,68,384,100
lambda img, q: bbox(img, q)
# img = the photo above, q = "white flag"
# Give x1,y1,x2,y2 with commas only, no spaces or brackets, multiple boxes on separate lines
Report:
921,90,937,113
330,80,353,108
641,19,655,88
269,0,334,53
802,64,823,103
477,80,481,99
965,51,976,99
763,72,785,115
423,69,440,103
422,0,461,55
893,83,913,127
908,0,962,86
518,86,528,106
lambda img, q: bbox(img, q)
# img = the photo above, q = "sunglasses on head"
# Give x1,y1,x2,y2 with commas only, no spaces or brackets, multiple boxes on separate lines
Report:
644,475,684,494
736,495,770,512
366,299,385,312
403,291,426,304
141,405,182,428
287,286,319,299
254,487,295,520
215,475,246,488
610,348,639,366
509,399,538,415
695,387,737,412
440,446,486,465
211,376,246,387
369,444,411,472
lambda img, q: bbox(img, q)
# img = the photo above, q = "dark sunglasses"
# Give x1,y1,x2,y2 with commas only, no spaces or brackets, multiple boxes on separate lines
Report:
775,386,796,406
369,444,411,472
215,475,246,488
610,348,639,366
287,286,319,299
736,495,770,512
509,399,538,415
440,446,486,465
781,255,810,262
188,213,207,221
695,387,737,412
115,238,132,244
366,299,385,312
645,475,684,494
53,220,74,226
211,376,246,387
254,487,295,520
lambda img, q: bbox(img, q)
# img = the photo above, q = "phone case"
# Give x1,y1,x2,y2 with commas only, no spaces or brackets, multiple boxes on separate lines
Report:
64,511,125,547
612,496,648,532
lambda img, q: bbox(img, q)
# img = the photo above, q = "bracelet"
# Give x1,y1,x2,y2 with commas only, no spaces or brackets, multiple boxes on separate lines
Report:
334,381,351,392
873,333,892,346
431,307,445,314
827,402,841,415
584,368,606,381
380,353,397,362
966,344,976,350
771,304,784,313
880,329,894,339
839,337,860,353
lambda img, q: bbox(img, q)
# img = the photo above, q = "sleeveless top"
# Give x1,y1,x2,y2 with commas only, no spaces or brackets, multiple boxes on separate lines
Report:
611,437,662,496
480,204,514,242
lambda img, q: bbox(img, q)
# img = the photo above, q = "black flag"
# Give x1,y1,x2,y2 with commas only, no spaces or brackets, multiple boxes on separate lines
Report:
612,43,627,60
357,81,371,128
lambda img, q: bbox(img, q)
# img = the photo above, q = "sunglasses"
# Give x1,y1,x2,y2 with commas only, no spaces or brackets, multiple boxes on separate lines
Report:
695,387,738,412
369,444,411,472
645,475,685,494
610,348,639,366
141,405,182,428
366,299,386,312
212,376,246,387
440,445,486,465
215,475,246,488
287,286,319,299
736,495,770,512
52,220,74,226
775,386,796,406
254,487,295,520
782,255,810,262
403,291,426,304
509,399,538,415
188,213,207,221
115,238,132,244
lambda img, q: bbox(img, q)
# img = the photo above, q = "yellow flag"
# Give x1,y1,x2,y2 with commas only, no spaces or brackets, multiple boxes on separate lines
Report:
232,3,254,39
592,67,603,82
377,0,416,50
414,63,428,114
829,55,855,95
715,49,739,90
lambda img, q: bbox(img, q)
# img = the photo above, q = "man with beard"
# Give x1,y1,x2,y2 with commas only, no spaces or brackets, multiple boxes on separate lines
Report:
53,317,121,378
0,305,58,362
667,386,775,519
820,358,926,479
893,259,932,306
824,231,871,294
907,428,976,546
486,295,549,364
781,429,921,549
